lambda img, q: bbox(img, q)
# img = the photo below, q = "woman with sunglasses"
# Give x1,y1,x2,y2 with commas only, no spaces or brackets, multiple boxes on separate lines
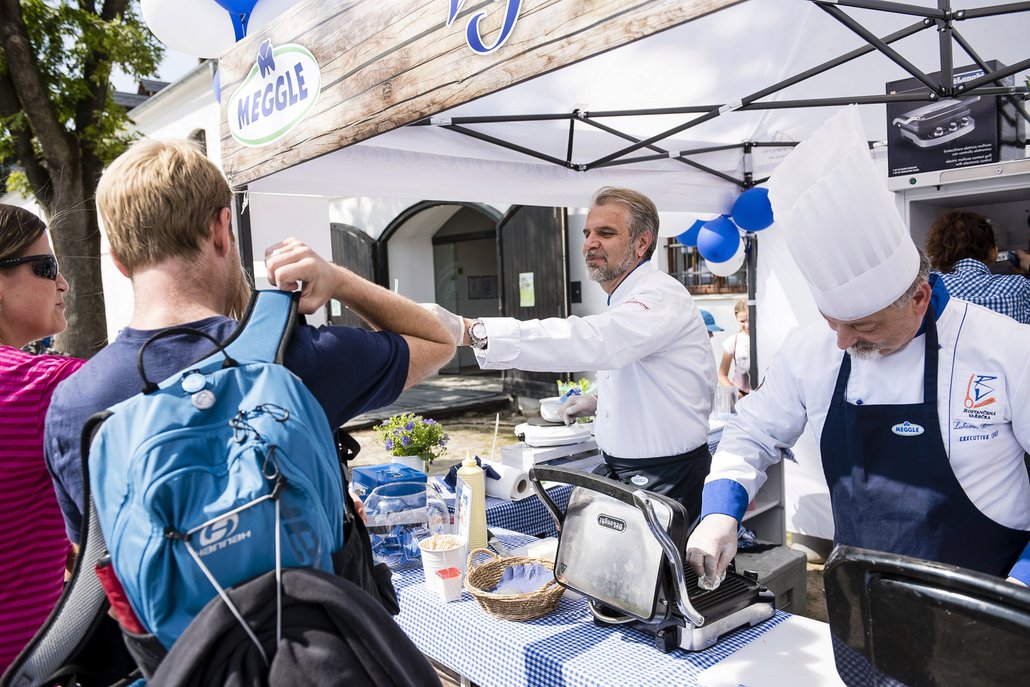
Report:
0,204,84,673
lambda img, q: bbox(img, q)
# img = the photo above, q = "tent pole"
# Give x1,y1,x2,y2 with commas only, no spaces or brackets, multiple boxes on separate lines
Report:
818,4,942,93
741,144,760,390
234,188,255,286
746,233,759,392
586,16,929,166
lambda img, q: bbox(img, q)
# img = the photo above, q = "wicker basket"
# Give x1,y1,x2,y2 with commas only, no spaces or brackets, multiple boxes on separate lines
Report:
463,548,565,621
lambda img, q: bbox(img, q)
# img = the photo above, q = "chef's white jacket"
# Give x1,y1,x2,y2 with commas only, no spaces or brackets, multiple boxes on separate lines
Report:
703,295,1030,579
474,263,716,459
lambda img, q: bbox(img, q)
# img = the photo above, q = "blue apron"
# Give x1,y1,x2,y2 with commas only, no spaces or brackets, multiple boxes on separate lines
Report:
820,311,1029,577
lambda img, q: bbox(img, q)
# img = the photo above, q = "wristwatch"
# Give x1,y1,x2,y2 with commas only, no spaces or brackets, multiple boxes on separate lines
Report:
468,319,488,350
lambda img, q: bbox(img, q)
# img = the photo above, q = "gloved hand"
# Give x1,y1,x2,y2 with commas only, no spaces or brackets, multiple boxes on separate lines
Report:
686,513,739,590
418,303,464,344
558,394,597,425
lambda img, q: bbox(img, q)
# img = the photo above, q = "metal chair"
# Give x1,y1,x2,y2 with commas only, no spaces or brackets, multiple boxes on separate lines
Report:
823,545,1030,687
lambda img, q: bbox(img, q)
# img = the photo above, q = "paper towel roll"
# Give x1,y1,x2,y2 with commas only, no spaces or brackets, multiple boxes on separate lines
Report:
483,461,532,501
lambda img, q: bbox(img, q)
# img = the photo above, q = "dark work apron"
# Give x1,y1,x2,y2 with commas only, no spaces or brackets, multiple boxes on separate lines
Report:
820,311,1030,577
597,443,711,527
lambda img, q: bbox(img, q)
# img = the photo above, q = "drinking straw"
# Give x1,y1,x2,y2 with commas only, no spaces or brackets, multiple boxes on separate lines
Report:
489,412,500,462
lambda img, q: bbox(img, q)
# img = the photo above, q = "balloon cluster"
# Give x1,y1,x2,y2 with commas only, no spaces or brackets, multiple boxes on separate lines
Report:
141,0,301,59
676,187,774,277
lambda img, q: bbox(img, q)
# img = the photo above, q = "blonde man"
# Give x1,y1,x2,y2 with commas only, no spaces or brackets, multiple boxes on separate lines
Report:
44,138,455,551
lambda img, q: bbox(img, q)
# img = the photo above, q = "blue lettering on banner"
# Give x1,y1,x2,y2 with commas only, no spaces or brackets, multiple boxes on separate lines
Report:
237,62,309,129
447,0,523,55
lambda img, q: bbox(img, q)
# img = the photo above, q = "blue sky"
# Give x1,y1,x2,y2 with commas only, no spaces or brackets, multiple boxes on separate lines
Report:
111,47,199,92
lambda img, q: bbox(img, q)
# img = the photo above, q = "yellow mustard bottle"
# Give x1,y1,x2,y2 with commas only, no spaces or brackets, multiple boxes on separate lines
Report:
456,451,488,551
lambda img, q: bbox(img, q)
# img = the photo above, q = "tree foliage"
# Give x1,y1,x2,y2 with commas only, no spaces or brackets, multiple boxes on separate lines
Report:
0,0,163,357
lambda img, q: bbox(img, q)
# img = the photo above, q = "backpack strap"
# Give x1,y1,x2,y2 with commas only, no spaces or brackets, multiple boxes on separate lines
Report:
201,289,299,367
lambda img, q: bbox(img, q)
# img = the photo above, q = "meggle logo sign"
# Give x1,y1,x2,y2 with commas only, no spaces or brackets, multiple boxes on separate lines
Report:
891,421,925,437
228,39,321,147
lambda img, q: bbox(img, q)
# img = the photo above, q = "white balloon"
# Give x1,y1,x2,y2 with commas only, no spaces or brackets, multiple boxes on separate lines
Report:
141,0,237,59
246,0,303,35
706,239,746,277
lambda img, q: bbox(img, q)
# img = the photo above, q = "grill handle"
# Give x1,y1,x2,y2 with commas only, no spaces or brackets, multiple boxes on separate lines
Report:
529,465,649,533
634,490,706,627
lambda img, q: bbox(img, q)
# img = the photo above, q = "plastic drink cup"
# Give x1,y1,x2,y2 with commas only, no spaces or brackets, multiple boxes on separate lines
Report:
418,533,467,601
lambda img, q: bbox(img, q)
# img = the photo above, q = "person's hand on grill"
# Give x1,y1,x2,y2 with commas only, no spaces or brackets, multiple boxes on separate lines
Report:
686,513,739,590
558,394,597,425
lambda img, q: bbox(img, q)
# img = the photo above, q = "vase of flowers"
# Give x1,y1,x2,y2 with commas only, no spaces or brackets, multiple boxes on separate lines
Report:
375,413,449,472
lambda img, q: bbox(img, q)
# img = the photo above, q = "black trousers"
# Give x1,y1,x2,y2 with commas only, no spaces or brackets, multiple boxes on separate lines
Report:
596,443,712,528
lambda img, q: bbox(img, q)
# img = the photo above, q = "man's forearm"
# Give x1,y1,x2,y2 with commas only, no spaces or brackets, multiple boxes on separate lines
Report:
332,266,452,344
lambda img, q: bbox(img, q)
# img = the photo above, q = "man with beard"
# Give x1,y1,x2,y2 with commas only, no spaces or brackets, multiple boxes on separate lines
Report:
430,187,716,525
687,107,1030,592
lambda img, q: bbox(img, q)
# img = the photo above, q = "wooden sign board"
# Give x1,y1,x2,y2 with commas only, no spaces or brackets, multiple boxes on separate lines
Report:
218,0,738,188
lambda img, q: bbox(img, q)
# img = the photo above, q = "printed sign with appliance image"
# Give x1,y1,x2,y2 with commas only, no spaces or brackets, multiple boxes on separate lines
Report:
885,60,1024,177
228,38,322,147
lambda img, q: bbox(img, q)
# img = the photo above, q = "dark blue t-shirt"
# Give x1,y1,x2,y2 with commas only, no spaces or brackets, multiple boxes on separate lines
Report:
44,316,408,543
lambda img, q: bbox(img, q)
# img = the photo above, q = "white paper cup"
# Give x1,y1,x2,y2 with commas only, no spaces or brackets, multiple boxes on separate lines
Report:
418,534,467,601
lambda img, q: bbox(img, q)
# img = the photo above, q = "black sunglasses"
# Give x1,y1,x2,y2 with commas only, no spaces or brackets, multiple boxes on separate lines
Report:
0,254,60,280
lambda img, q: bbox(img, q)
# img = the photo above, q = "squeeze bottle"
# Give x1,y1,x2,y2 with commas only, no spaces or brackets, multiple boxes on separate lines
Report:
456,452,488,551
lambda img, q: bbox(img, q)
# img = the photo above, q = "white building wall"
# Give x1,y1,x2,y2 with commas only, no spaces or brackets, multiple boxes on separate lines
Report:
101,62,223,339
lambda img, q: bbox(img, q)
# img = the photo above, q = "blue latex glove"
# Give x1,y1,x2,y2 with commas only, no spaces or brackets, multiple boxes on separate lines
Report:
442,455,501,492
491,562,553,595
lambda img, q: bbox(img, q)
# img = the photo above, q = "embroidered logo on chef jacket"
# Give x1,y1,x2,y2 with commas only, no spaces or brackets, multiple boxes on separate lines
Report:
891,421,924,436
624,297,650,311
630,474,649,486
957,372,1003,422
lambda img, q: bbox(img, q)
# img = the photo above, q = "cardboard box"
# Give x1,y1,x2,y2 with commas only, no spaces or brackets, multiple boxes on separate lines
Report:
886,60,1025,177
351,463,426,500
500,439,599,472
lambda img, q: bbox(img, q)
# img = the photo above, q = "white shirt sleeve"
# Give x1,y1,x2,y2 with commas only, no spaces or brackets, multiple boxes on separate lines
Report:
474,295,681,372
721,335,735,357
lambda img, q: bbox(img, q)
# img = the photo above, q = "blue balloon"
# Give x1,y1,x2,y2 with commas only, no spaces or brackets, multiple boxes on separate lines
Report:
697,216,741,264
213,0,257,14
731,187,774,231
675,219,705,247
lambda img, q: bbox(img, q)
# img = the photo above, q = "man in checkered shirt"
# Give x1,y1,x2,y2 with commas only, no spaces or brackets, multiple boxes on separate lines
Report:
925,210,1030,324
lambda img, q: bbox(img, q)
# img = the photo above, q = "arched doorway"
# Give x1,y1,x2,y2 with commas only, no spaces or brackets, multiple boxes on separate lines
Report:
381,202,502,374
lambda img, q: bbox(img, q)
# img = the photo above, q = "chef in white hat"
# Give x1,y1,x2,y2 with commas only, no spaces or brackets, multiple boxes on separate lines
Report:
686,106,1030,589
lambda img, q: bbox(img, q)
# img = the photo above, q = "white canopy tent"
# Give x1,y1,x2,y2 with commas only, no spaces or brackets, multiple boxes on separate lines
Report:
242,0,1029,213
224,0,1029,540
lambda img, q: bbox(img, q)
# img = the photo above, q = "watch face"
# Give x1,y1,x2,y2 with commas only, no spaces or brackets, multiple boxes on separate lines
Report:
472,322,487,339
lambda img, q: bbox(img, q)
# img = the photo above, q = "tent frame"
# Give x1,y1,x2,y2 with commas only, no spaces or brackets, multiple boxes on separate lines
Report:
412,0,1029,191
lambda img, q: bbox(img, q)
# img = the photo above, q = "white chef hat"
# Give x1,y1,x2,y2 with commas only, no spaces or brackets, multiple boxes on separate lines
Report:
766,106,919,321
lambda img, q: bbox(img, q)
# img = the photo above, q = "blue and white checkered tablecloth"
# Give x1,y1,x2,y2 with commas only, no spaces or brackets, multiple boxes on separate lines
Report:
435,478,572,539
393,530,790,687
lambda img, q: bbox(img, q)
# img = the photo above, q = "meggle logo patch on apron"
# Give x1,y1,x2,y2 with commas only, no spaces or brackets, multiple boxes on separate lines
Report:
228,39,321,147
891,421,925,436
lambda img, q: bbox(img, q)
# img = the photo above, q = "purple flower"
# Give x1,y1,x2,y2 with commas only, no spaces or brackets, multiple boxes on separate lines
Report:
385,439,394,450
392,428,401,436
404,421,415,431
401,436,411,447
425,419,437,425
